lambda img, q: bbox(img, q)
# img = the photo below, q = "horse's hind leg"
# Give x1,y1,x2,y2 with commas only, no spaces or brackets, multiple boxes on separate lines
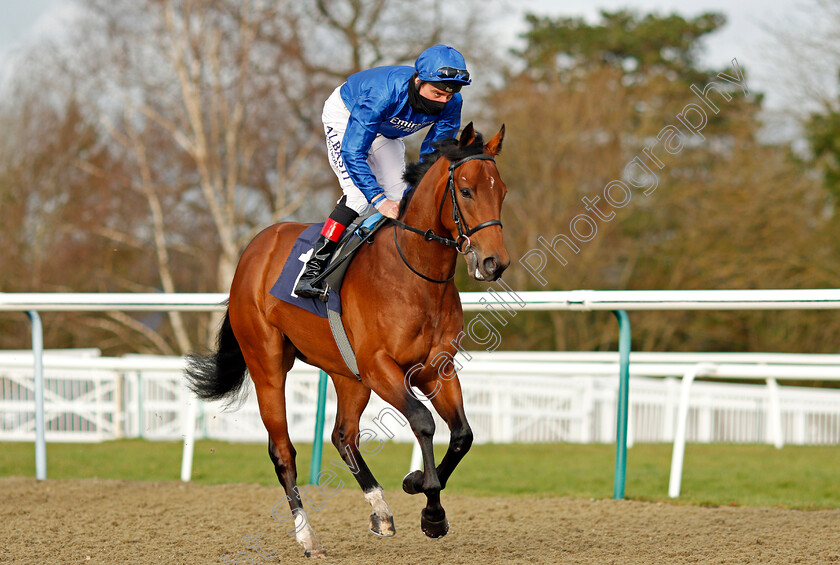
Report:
329,375,396,537
241,328,326,558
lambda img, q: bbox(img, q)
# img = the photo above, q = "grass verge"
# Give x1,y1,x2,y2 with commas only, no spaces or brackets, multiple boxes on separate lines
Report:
2,440,839,509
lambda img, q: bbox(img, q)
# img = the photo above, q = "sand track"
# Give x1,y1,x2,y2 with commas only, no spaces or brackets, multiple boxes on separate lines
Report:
2,477,839,564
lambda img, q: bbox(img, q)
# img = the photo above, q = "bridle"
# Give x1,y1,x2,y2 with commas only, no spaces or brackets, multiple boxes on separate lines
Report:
391,153,503,283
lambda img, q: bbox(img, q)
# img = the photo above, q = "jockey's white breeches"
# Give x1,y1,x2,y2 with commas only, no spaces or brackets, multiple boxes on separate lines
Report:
322,85,408,215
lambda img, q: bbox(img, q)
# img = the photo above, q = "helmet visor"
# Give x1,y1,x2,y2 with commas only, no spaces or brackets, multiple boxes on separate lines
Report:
430,66,471,83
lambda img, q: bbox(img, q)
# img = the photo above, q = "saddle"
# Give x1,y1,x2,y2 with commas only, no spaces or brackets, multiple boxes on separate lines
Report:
269,213,390,378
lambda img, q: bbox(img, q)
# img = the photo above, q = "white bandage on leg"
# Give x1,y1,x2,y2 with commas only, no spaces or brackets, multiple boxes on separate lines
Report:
364,487,393,519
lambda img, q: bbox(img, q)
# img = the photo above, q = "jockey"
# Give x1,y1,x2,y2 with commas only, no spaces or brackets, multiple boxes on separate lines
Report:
294,44,472,299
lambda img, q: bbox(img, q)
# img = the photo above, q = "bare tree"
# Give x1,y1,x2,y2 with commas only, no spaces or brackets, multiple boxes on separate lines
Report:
484,38,840,353
0,0,488,354
761,0,840,116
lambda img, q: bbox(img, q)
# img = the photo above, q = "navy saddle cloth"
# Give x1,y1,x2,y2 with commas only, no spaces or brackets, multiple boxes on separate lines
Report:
269,214,385,318
269,223,342,318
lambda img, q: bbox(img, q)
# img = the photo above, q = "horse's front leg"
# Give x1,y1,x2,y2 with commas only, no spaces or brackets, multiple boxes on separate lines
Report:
405,376,473,492
362,356,448,538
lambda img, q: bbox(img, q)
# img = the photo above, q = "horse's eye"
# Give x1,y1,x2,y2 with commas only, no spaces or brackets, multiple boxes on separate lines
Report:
459,188,472,199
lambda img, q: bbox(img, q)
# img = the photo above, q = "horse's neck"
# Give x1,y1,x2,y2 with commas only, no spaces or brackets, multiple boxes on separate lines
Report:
393,164,458,283
402,167,447,232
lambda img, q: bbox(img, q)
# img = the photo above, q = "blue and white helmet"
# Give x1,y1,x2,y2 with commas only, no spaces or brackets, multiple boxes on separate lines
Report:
414,44,471,93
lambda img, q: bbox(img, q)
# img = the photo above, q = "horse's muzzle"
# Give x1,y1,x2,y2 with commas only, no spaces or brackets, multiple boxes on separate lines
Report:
466,249,509,282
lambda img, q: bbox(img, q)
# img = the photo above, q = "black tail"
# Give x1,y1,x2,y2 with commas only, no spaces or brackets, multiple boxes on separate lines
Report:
185,309,249,404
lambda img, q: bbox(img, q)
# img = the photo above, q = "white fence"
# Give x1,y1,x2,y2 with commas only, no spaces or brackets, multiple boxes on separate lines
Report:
3,350,840,446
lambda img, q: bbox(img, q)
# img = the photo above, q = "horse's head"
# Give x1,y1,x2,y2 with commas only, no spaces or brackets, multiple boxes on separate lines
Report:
441,123,509,281
399,123,510,283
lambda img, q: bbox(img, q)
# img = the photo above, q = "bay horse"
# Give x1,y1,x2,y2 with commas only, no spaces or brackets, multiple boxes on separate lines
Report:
186,123,508,558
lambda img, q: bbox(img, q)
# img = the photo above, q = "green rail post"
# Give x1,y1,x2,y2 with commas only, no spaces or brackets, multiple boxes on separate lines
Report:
309,370,329,485
613,310,631,500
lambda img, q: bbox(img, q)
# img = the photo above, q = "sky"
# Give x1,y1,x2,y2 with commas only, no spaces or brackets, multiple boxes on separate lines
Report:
0,0,815,110
500,0,796,63
496,0,813,110
0,0,72,52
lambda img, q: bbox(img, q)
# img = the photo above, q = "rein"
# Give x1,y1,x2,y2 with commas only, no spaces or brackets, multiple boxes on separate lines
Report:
392,153,503,283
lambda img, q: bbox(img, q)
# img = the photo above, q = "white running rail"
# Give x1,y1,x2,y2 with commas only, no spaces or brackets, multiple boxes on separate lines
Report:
3,289,840,492
3,350,840,493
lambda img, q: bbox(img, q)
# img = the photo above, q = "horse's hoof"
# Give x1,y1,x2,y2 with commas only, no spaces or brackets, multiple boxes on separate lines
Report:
420,509,449,539
402,470,423,495
369,513,396,537
304,548,328,559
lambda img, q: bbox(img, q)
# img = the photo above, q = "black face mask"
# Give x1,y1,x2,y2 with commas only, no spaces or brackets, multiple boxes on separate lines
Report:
408,79,447,115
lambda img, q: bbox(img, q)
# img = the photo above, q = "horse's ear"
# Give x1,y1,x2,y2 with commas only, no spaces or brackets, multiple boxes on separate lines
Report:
459,122,476,148
484,124,505,156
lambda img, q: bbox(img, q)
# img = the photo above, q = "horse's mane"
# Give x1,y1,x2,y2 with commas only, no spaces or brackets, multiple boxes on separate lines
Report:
399,132,485,217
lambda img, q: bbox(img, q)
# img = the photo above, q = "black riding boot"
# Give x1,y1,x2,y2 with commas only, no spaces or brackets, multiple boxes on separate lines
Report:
294,235,338,299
